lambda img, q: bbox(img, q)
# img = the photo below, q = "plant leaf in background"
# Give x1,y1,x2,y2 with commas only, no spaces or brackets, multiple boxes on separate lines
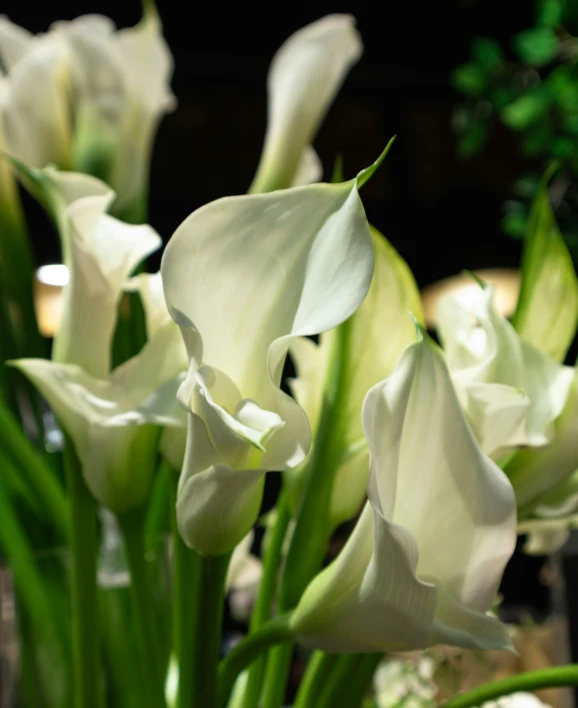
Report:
287,227,423,529
512,170,578,363
291,334,516,653
514,27,558,67
249,14,362,193
161,175,375,555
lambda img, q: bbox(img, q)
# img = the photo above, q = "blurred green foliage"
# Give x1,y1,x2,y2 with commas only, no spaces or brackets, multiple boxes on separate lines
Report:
452,0,578,261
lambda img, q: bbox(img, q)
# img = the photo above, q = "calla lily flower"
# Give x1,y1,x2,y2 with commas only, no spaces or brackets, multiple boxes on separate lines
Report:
13,322,185,512
12,171,183,511
0,8,174,214
512,173,578,363
161,168,377,555
437,284,574,455
291,334,516,653
249,14,362,193
287,227,423,527
25,167,162,378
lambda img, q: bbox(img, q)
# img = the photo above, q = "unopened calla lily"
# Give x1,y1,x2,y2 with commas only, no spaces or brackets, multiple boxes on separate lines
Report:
161,169,377,555
249,14,362,193
291,333,516,653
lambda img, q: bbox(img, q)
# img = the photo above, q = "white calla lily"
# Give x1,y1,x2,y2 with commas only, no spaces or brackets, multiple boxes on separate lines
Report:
437,284,574,454
288,227,422,526
512,175,578,363
0,9,174,213
13,320,184,511
162,172,376,555
30,168,162,378
249,14,362,193
291,334,516,653
505,367,578,511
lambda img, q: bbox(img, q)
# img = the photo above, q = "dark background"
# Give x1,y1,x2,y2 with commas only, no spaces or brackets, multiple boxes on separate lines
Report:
8,0,572,648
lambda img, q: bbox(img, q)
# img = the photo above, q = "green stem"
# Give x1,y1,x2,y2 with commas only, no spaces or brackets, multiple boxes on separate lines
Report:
167,464,200,708
240,492,291,708
262,322,352,708
0,403,68,540
445,665,578,708
317,654,382,708
118,507,166,708
218,613,295,708
191,552,231,708
293,652,341,708
63,437,102,708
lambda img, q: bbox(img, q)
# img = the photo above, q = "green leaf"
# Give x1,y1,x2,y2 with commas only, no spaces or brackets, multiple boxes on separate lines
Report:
512,167,578,362
502,94,551,130
501,209,528,238
514,27,559,66
451,62,487,95
457,121,489,157
472,37,504,70
521,121,554,156
538,0,564,27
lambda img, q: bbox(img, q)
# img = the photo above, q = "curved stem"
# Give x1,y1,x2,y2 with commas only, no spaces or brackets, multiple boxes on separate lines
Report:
192,552,231,708
218,613,294,708
118,507,166,708
64,437,103,708
240,492,291,708
444,665,578,708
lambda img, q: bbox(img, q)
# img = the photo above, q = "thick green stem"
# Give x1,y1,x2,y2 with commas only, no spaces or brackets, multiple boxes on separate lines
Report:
293,652,341,708
63,438,102,708
240,492,291,708
261,322,351,707
118,507,166,708
191,552,231,708
444,665,578,708
317,654,382,708
218,613,295,708
167,464,200,708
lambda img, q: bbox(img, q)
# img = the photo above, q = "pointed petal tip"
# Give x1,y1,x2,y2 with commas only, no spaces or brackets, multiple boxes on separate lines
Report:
356,136,396,189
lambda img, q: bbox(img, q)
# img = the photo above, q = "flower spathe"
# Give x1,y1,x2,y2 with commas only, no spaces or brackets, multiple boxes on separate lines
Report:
291,333,516,653
249,14,362,193
161,174,375,555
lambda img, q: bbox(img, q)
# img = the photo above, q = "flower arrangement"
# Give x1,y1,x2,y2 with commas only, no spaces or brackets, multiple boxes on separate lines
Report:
1,4,578,708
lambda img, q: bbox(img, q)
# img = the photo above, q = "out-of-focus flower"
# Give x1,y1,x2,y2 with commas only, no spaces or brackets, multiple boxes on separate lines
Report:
0,7,175,217
249,15,362,193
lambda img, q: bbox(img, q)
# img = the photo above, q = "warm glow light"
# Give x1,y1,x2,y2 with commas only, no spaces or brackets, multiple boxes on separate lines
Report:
421,268,521,329
34,265,67,338
36,264,69,287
